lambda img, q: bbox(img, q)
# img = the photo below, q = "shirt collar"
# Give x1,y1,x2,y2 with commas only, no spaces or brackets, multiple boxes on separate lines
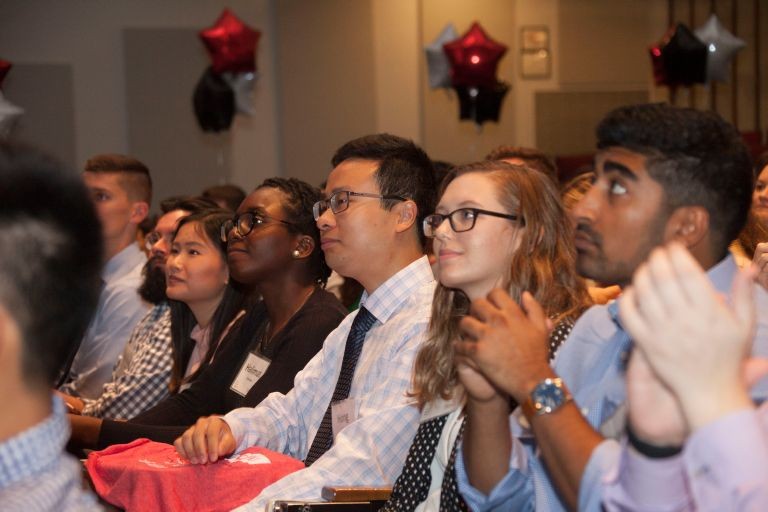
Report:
0,396,70,487
102,242,145,282
359,255,434,324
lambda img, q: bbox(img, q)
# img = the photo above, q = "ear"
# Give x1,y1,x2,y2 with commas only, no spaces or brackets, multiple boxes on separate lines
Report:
664,206,709,249
293,235,316,259
393,200,418,234
129,201,150,226
0,303,23,381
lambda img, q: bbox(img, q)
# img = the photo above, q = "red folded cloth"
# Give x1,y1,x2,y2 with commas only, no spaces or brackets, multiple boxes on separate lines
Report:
86,438,305,511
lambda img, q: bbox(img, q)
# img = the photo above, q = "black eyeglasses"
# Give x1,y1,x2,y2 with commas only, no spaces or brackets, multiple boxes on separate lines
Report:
423,208,523,238
220,211,294,242
312,190,407,220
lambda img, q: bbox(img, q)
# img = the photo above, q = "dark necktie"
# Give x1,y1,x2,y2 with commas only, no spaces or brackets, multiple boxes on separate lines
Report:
304,306,377,465
439,419,468,511
380,414,449,511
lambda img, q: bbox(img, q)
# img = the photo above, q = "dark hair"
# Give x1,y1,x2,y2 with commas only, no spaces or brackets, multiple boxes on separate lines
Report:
160,195,219,214
331,133,436,246
258,177,331,286
0,142,103,389
168,209,247,393
485,145,558,181
755,150,768,178
83,153,152,204
202,184,247,211
597,103,753,257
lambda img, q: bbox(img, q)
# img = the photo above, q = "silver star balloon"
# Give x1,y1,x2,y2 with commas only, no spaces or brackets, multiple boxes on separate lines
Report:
425,23,458,89
222,71,258,116
694,14,746,82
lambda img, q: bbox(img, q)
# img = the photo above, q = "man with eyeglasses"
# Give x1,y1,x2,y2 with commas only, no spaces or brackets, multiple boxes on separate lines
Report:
175,133,437,510
58,196,215,420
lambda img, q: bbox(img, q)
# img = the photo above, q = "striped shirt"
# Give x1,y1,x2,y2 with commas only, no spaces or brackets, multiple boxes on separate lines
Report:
225,256,436,511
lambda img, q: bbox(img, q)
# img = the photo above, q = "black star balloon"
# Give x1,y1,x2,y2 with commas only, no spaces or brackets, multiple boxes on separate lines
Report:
694,14,746,82
454,82,510,127
649,23,707,87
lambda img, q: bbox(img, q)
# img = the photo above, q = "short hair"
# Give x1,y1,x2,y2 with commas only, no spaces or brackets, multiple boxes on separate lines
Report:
83,153,152,204
160,195,219,215
331,133,436,246
259,177,332,286
485,145,558,181
0,142,103,389
202,184,247,211
596,103,753,257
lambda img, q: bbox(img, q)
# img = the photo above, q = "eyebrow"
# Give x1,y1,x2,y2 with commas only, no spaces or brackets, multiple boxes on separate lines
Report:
602,160,639,181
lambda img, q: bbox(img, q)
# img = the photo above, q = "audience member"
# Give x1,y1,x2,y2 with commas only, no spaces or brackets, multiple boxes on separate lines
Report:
59,154,153,399
68,178,346,451
381,161,590,510
57,197,215,418
175,133,437,510
165,209,247,391
603,243,768,511
0,142,102,510
452,103,768,510
202,183,247,211
485,145,558,182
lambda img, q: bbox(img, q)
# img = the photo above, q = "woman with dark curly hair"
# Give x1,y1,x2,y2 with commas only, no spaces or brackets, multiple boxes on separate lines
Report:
69,177,347,448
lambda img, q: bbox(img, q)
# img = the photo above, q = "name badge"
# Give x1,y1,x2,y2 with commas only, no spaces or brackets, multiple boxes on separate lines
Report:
230,352,271,397
331,398,357,438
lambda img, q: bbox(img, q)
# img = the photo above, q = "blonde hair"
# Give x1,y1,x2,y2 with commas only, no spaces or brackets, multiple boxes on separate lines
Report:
411,161,591,408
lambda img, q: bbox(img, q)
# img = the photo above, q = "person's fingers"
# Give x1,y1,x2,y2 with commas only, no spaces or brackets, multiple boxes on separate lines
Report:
643,246,686,318
520,291,548,330
467,297,496,323
487,288,525,321
458,315,485,342
175,426,198,463
665,243,714,307
191,417,214,463
454,338,478,359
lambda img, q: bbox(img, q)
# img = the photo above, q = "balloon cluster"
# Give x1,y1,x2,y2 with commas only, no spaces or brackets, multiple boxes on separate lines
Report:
193,9,260,132
425,22,509,128
0,59,24,138
649,14,745,88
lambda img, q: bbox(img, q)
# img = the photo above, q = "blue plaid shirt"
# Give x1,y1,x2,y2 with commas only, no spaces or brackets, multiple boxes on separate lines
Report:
225,256,436,511
80,302,172,419
456,254,768,511
0,397,101,511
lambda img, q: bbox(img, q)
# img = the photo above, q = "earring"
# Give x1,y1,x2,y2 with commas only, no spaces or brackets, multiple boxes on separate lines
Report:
292,249,301,258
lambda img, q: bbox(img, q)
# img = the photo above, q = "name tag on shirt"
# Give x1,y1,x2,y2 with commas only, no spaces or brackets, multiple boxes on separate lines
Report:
331,398,357,438
230,352,271,397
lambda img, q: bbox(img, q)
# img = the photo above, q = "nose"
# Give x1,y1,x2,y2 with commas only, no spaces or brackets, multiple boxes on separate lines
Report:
433,216,452,240
571,182,599,225
316,207,336,231
152,236,170,259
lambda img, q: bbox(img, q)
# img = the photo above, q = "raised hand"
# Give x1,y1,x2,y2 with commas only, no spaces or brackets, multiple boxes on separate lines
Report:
620,242,756,431
456,289,554,403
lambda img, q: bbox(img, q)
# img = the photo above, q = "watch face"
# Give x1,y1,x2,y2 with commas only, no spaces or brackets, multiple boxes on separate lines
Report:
532,380,567,413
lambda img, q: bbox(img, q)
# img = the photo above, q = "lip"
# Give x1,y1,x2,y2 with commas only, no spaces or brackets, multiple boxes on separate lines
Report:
320,238,339,249
166,275,184,286
438,249,462,261
573,231,598,251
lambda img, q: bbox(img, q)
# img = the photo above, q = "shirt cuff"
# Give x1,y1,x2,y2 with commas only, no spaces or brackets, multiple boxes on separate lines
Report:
454,440,531,510
600,437,689,511
685,408,768,497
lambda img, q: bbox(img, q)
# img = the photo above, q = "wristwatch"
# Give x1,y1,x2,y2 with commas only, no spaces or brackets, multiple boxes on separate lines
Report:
521,377,572,422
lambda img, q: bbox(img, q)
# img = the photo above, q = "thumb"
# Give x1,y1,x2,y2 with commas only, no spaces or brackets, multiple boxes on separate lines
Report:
744,357,768,389
732,265,756,336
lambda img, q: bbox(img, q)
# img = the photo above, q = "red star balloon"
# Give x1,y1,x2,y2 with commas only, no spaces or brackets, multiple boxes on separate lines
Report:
443,22,507,88
200,9,260,74
0,59,11,89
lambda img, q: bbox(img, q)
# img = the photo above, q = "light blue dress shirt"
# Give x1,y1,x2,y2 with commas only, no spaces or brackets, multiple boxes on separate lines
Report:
456,255,768,511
